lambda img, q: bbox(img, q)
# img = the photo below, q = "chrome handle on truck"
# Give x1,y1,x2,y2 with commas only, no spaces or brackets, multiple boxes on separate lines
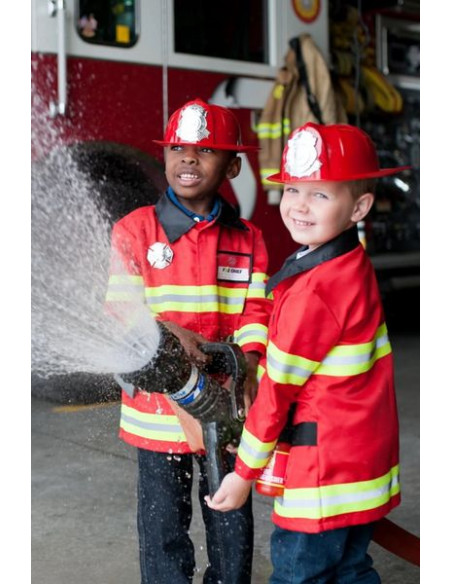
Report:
48,0,67,118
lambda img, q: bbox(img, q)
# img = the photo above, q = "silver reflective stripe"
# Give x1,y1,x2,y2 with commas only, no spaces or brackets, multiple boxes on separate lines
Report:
145,293,245,306
238,439,272,462
121,412,181,433
235,327,267,343
274,465,400,519
247,281,266,295
237,427,277,469
322,352,374,366
376,332,389,348
108,283,144,293
249,281,266,290
279,474,399,509
321,335,389,366
267,352,313,380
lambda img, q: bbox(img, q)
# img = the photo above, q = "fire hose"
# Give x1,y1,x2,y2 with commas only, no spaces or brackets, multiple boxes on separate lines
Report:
372,517,420,566
117,321,247,497
116,321,419,566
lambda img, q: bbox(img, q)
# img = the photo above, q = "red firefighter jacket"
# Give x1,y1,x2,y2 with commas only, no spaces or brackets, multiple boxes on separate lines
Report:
106,192,271,453
235,227,400,533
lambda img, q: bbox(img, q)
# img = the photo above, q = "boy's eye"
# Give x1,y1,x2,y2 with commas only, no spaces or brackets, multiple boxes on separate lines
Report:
314,192,328,199
170,145,183,151
200,147,214,153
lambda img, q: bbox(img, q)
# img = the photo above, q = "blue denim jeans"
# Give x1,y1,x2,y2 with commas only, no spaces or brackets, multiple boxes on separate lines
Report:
137,448,253,584
269,523,380,584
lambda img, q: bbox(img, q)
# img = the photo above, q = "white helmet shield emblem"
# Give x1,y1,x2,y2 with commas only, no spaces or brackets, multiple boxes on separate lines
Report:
286,129,322,178
176,104,210,143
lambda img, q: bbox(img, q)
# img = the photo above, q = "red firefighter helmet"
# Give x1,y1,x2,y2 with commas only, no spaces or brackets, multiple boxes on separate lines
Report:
266,122,410,183
153,98,258,152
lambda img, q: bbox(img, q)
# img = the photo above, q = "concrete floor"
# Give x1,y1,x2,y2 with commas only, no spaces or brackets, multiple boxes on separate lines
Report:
31,332,420,583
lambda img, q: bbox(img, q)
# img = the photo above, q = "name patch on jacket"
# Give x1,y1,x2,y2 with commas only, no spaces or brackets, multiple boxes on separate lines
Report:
217,251,252,283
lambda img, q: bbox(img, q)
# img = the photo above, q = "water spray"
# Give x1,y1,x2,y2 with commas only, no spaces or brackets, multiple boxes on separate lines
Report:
31,145,246,496
116,321,247,496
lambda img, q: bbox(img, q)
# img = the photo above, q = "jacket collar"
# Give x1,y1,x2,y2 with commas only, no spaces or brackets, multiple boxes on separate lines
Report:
156,189,248,243
266,226,360,295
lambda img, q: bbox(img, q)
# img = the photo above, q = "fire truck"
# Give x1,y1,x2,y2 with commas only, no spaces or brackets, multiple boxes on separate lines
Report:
31,0,419,401
32,0,329,274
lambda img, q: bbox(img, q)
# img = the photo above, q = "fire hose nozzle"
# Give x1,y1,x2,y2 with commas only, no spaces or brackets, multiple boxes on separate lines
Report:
116,322,248,495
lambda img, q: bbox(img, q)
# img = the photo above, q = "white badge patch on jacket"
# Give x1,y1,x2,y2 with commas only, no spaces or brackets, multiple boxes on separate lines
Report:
147,242,174,269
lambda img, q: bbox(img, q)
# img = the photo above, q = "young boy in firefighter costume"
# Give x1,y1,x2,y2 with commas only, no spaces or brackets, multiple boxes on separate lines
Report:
206,122,409,583
106,99,271,583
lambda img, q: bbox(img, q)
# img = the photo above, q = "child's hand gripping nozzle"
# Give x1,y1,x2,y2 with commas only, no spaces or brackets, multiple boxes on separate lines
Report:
116,322,247,496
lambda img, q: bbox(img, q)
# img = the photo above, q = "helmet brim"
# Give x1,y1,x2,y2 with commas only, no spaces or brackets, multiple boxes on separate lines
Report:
153,139,259,152
266,165,411,184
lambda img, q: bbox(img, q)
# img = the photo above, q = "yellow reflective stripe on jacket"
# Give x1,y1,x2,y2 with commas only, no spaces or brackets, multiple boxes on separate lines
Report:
267,341,319,385
238,427,277,470
234,323,268,348
256,118,291,140
267,323,391,386
120,404,186,442
144,284,247,314
275,465,400,520
273,83,285,100
257,363,265,383
247,272,269,299
315,324,391,377
105,274,145,301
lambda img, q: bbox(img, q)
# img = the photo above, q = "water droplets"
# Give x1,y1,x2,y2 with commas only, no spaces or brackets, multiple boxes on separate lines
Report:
31,146,160,379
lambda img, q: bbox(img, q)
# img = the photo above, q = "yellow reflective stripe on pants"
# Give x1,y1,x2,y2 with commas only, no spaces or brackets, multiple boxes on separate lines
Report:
275,465,400,520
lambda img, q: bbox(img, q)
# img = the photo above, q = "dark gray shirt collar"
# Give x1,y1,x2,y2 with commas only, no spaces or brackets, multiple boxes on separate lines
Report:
266,226,360,296
155,189,249,243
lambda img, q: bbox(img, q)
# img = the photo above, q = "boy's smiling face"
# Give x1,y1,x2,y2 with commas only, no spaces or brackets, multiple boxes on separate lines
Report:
164,145,240,214
280,180,374,251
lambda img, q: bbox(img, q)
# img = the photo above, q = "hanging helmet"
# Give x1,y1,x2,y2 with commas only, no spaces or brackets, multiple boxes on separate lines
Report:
266,122,410,183
153,98,258,152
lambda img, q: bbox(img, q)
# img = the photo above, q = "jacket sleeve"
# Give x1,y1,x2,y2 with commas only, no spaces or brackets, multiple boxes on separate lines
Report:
233,225,272,357
104,217,148,327
235,287,341,480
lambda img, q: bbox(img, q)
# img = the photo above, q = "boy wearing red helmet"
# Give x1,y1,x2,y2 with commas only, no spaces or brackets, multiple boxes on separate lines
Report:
206,123,408,583
106,99,271,583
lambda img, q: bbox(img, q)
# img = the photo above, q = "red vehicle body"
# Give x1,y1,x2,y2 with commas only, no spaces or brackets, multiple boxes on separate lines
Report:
31,1,419,280
32,1,338,274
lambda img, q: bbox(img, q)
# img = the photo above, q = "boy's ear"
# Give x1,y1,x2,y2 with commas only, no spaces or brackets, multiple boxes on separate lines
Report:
226,156,242,180
351,192,374,223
